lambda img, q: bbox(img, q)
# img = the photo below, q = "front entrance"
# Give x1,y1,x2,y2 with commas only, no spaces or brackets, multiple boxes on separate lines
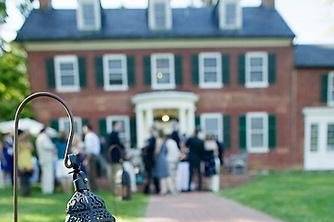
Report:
304,107,334,170
154,109,179,135
132,91,198,148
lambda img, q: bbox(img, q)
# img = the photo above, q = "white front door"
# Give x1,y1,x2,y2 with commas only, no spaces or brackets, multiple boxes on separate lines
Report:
304,108,334,170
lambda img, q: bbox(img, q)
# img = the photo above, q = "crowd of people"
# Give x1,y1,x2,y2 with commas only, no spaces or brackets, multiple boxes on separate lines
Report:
0,121,224,197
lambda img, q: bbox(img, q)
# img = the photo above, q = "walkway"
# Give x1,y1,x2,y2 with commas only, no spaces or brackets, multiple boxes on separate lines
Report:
144,192,282,222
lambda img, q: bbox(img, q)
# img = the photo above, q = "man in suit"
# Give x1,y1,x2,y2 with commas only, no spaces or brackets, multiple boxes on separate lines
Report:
186,129,205,191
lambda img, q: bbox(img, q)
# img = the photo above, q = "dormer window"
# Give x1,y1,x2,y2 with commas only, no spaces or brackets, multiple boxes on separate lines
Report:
77,0,101,31
219,0,242,30
149,0,172,31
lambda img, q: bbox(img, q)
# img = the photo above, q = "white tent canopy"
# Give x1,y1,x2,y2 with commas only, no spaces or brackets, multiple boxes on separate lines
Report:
0,118,57,136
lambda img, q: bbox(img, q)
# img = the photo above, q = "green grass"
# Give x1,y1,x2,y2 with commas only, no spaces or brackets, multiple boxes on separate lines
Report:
0,188,148,222
222,171,334,222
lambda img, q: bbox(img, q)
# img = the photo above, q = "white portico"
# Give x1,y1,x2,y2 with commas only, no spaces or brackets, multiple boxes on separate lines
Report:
132,91,199,148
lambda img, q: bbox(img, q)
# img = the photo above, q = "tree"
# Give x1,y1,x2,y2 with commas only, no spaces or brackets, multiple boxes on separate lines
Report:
0,43,33,121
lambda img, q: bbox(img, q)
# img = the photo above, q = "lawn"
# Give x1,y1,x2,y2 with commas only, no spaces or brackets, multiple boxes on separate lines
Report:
222,171,334,222
0,188,148,222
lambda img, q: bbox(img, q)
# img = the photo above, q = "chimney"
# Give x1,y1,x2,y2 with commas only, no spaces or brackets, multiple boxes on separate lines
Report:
262,0,275,8
39,0,52,9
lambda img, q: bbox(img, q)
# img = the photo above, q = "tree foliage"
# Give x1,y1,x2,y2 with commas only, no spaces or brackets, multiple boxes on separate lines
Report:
0,43,32,121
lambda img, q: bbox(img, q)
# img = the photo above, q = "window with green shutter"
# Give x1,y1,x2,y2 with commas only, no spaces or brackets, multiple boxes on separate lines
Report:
239,115,246,150
223,115,231,148
127,56,135,87
191,54,199,85
45,58,55,89
222,54,230,85
321,74,329,104
175,55,183,86
78,57,87,88
195,115,200,129
50,119,59,131
130,116,137,148
95,56,104,88
268,114,277,149
268,53,276,84
99,118,107,137
143,56,151,86
238,54,245,85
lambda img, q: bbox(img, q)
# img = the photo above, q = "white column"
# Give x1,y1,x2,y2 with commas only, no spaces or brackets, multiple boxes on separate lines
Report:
188,106,195,136
136,108,145,148
145,108,154,140
179,108,187,135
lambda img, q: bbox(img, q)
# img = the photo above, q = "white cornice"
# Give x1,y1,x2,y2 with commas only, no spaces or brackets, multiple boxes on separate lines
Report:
23,38,292,51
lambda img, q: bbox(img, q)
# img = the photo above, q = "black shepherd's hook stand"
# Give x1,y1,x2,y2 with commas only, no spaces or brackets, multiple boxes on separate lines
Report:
13,92,115,222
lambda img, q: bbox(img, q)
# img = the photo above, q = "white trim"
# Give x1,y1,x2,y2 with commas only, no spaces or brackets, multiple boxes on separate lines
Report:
327,72,334,106
246,112,269,153
24,39,292,51
106,115,130,145
199,52,223,89
245,52,269,88
151,53,175,90
219,0,242,30
132,91,198,105
304,107,334,170
54,55,80,92
200,113,223,142
77,0,101,31
148,0,172,31
102,54,128,91
58,117,83,135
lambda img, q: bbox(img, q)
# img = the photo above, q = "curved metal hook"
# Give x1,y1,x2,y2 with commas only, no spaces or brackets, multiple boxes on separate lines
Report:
13,92,74,222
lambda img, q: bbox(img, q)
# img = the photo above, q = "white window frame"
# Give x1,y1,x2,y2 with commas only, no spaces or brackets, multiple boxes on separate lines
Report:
200,113,223,142
219,0,242,30
245,52,269,88
58,117,83,135
199,52,223,89
309,123,320,152
103,54,128,91
106,115,130,146
246,112,269,153
327,72,334,106
151,53,175,90
54,55,80,93
77,0,101,31
148,0,172,31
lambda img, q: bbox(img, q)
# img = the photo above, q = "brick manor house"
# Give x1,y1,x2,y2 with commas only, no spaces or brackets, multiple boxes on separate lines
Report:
17,0,334,170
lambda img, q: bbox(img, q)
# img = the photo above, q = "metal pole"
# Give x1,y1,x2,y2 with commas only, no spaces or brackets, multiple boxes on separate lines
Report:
13,92,74,222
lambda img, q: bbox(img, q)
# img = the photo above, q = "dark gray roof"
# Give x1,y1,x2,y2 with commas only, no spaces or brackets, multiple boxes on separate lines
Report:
294,45,334,68
17,6,294,41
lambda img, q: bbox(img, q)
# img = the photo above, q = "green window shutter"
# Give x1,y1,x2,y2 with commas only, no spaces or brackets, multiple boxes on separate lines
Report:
127,56,135,87
268,114,277,149
239,115,246,150
98,118,107,137
191,54,199,85
45,58,55,89
50,119,59,131
222,54,230,85
268,53,276,84
238,54,245,85
223,115,231,148
175,55,183,86
195,115,201,129
95,56,104,88
78,57,87,88
321,74,329,103
82,118,89,127
130,116,137,148
143,56,151,86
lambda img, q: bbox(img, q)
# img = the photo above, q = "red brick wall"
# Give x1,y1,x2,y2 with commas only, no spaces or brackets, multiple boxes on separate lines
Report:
292,68,333,169
27,45,295,169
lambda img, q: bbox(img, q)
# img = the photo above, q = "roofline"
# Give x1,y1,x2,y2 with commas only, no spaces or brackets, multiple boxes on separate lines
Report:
295,65,334,69
19,37,293,51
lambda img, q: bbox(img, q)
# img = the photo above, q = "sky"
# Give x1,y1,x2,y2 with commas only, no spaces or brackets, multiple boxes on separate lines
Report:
1,0,334,44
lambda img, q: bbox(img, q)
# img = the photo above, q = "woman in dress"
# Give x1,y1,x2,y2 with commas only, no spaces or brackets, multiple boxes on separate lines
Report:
153,130,171,195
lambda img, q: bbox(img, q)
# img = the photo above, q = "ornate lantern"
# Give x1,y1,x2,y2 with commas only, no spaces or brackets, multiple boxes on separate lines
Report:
13,92,115,222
